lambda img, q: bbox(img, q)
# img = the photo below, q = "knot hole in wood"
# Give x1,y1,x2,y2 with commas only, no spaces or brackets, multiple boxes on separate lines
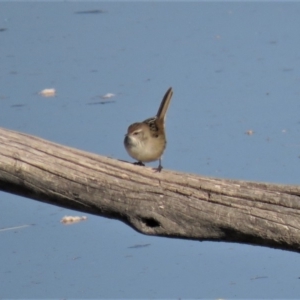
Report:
141,217,160,228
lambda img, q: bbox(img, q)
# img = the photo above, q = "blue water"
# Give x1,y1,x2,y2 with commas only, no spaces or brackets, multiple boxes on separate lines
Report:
1,2,300,298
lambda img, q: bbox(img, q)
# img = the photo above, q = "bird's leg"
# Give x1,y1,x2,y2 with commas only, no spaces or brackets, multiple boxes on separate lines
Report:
153,158,163,172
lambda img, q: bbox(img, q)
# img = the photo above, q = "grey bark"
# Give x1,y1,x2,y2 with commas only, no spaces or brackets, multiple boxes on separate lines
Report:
0,127,300,252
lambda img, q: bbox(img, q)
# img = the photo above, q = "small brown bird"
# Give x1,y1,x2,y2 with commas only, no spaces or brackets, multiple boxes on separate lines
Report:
124,87,173,171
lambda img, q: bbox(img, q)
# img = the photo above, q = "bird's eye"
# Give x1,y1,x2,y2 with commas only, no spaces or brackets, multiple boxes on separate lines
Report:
133,131,139,135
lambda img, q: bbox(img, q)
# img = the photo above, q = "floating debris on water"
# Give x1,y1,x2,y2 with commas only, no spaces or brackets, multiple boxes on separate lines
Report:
101,93,115,99
60,215,87,225
39,88,56,97
245,129,254,135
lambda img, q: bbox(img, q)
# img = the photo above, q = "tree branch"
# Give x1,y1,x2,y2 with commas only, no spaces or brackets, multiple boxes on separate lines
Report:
1,127,300,252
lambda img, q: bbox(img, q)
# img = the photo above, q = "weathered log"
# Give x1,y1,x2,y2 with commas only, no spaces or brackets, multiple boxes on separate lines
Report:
0,126,300,252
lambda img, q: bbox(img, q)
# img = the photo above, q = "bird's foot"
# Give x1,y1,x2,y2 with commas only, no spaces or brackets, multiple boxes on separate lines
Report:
153,164,163,173
134,161,145,167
